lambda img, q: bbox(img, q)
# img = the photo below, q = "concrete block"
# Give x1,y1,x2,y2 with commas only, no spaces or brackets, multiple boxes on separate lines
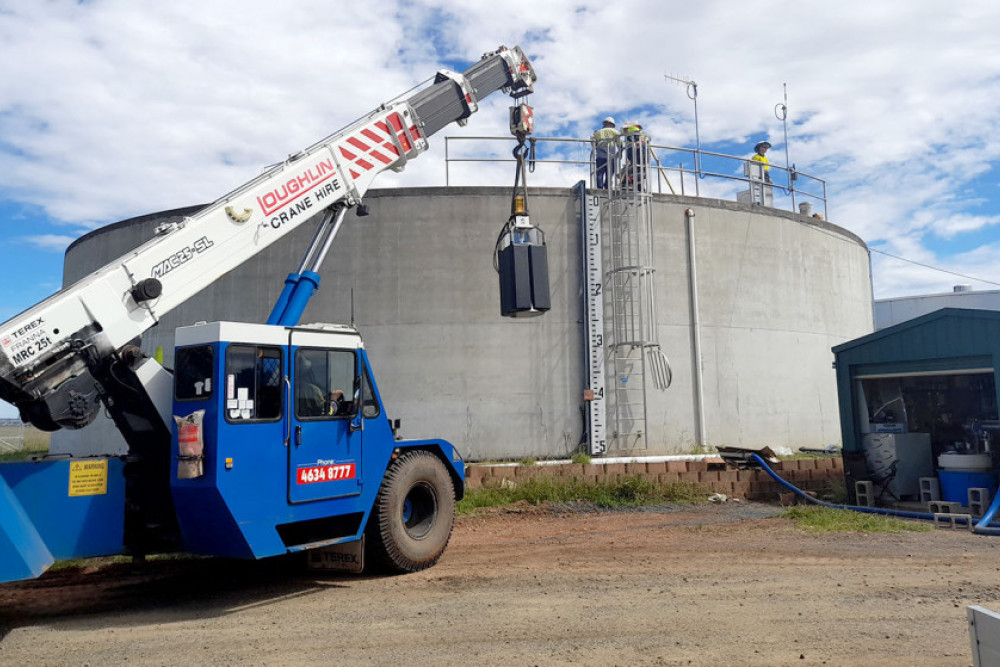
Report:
646,462,667,474
699,471,721,483
465,466,489,482
934,513,974,531
969,488,991,518
582,464,604,477
666,461,688,473
604,463,626,475
919,477,940,503
730,481,751,498
658,472,681,484
928,501,963,514
687,461,709,472
855,480,874,507
786,469,809,482
625,462,647,475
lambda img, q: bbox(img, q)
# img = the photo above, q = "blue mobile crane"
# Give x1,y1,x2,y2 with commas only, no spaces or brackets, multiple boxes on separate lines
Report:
0,45,548,583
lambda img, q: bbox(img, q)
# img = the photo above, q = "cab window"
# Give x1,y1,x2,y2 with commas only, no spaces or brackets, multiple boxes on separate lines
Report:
225,345,283,422
295,348,356,419
361,367,380,419
175,345,214,401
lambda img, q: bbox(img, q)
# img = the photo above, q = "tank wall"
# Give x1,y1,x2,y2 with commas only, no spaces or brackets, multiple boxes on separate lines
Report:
57,187,873,459
646,199,873,450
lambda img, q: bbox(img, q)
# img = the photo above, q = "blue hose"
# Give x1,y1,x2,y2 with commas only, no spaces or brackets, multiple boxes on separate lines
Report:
749,453,1000,534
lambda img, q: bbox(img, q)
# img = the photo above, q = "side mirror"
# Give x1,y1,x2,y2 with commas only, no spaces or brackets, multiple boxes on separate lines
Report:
349,376,363,432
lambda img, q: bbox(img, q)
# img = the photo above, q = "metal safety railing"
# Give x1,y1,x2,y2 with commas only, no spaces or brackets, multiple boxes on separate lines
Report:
444,136,828,220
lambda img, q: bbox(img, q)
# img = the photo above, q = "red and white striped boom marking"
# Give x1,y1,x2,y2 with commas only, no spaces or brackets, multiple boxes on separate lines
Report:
337,112,422,180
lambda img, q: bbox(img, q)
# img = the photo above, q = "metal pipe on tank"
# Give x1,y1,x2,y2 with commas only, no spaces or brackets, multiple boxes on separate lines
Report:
686,208,707,449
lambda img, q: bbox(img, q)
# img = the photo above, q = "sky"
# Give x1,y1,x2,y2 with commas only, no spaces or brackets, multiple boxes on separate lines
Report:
1,1,1000,418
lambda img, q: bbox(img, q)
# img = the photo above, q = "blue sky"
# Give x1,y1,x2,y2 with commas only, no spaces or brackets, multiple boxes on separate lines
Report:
2,1,1000,419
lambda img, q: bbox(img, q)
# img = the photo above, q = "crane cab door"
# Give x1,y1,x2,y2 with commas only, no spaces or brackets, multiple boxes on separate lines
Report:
288,337,363,503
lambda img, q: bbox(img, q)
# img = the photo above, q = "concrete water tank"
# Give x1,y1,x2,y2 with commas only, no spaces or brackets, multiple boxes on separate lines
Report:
57,186,873,460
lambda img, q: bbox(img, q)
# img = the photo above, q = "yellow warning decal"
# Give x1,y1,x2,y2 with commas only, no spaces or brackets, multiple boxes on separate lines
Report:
68,459,108,497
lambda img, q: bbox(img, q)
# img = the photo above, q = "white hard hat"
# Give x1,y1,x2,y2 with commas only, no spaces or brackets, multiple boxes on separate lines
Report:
603,116,615,126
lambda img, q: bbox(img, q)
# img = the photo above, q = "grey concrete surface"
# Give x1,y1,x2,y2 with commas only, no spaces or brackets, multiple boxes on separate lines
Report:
56,186,872,459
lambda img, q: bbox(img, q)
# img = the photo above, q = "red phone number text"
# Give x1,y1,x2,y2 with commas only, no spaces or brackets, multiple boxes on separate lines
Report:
297,463,355,485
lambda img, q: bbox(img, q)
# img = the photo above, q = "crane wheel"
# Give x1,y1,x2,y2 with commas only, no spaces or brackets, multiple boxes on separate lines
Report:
365,450,455,573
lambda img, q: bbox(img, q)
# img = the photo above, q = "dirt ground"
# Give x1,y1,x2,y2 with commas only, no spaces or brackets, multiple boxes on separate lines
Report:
1,501,998,666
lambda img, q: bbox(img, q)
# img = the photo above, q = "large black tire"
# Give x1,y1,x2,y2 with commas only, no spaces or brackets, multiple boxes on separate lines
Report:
365,450,456,573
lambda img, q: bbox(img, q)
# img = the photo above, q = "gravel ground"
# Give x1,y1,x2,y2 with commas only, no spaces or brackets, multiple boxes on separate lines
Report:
1,501,997,666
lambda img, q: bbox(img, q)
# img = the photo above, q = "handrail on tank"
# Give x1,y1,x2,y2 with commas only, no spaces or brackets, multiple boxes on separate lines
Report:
443,135,828,220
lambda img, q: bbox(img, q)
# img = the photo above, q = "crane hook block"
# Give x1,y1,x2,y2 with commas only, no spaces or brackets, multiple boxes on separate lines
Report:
510,104,534,136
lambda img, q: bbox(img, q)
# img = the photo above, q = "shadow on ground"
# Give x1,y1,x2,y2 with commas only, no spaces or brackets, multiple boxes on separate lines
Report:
0,555,360,641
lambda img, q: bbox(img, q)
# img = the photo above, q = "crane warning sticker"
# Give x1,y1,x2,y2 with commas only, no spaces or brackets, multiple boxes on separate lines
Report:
68,460,109,497
296,462,355,485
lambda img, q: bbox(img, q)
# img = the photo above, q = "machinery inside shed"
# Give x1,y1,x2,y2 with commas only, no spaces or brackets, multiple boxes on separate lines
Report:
857,371,998,503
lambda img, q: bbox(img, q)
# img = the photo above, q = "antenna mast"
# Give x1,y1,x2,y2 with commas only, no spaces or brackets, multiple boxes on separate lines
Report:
665,74,701,194
774,83,796,210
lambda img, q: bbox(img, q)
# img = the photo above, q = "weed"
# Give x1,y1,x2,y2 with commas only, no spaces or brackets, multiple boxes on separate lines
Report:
570,452,591,465
784,505,932,533
458,475,709,514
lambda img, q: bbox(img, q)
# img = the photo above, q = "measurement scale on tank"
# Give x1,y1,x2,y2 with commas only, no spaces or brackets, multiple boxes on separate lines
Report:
580,186,607,455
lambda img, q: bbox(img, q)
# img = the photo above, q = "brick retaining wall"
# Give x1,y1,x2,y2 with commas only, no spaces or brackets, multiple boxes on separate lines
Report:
465,457,845,502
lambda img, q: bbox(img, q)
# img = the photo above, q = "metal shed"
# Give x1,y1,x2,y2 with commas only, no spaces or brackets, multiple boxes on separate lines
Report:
833,308,1000,506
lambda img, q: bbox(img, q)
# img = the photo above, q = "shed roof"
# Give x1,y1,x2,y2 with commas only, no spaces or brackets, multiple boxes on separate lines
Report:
833,308,1000,369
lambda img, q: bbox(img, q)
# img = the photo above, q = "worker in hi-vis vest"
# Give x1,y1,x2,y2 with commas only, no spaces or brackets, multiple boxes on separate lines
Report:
591,117,619,189
752,141,771,182
622,122,648,191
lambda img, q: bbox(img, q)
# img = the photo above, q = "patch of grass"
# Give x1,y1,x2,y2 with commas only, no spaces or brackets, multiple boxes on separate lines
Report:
458,475,709,514
515,456,537,466
570,452,591,465
784,505,933,533
821,478,848,504
0,425,49,462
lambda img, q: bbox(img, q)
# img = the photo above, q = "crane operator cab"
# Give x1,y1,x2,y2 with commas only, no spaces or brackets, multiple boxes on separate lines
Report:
168,320,465,568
